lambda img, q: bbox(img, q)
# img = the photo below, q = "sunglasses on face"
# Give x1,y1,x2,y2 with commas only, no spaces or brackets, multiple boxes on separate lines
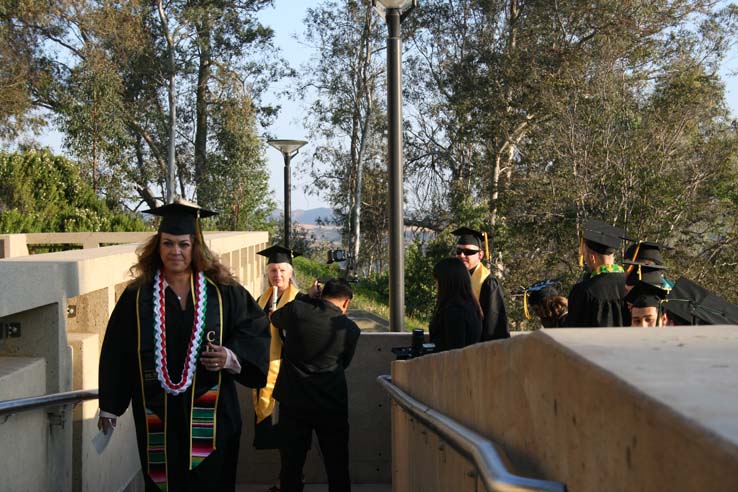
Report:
456,247,481,256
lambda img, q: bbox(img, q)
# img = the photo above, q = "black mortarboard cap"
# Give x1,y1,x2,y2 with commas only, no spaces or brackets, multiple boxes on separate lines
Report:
143,200,217,235
512,278,561,321
452,227,485,249
518,279,560,306
624,240,669,265
257,244,301,265
663,277,738,325
624,280,668,308
581,219,625,254
624,261,669,287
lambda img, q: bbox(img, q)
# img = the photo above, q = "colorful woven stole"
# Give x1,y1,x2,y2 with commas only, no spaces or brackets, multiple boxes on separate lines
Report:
190,384,220,467
146,407,168,490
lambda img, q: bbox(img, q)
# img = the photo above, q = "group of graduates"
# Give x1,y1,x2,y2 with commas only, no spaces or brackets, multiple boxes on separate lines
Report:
428,220,738,354
97,200,360,492
517,219,738,329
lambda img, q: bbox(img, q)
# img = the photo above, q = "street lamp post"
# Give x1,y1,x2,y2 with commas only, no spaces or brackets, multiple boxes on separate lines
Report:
267,139,308,249
374,0,416,332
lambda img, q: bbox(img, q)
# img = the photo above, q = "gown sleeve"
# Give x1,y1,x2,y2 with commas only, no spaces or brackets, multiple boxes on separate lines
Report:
98,287,137,417
479,276,510,340
221,283,271,388
565,282,590,327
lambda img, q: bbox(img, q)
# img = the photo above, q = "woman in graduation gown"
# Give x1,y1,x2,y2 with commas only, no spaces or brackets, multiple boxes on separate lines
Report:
252,245,301,492
97,201,271,492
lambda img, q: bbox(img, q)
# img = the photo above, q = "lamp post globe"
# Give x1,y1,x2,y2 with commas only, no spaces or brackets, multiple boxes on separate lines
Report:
267,139,308,250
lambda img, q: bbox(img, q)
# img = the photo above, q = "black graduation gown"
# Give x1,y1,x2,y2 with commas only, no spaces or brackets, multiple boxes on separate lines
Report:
565,272,628,327
99,280,270,492
428,300,482,352
478,272,510,341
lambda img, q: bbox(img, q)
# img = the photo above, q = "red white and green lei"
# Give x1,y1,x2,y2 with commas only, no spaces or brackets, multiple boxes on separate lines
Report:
153,269,208,395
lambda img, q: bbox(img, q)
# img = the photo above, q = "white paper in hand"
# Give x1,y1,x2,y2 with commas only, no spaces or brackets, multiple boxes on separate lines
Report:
92,427,113,454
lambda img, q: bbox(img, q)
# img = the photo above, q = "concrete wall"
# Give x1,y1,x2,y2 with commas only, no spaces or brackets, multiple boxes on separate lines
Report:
237,332,412,485
0,357,47,492
0,231,269,492
391,327,738,492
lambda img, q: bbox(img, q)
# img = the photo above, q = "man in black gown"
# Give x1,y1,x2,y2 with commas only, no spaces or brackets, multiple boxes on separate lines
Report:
566,219,629,327
98,201,271,491
452,227,509,340
271,279,361,492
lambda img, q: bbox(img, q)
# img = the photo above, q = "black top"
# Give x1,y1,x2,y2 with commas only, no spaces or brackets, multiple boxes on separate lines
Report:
428,299,482,351
565,272,628,327
271,294,361,416
477,269,510,340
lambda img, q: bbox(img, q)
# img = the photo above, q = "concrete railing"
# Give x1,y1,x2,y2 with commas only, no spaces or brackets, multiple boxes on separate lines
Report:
391,327,738,492
0,231,269,492
0,232,156,258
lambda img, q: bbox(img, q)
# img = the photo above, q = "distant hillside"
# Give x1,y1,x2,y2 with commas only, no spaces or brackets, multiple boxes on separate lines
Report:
291,207,335,226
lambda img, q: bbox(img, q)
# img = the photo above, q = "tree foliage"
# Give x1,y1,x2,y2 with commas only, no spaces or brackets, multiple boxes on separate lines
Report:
2,0,284,229
400,0,738,321
0,148,146,233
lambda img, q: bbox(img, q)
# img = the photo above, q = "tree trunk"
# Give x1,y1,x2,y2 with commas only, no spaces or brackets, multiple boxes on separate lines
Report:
157,0,176,203
194,17,211,202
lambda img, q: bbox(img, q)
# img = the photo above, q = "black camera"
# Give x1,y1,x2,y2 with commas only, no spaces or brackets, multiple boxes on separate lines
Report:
391,329,435,360
327,249,347,264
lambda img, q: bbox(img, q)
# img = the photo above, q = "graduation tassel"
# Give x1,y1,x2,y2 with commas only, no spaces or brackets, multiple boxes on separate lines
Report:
195,210,211,260
626,242,642,274
484,232,490,264
523,291,531,320
578,235,584,268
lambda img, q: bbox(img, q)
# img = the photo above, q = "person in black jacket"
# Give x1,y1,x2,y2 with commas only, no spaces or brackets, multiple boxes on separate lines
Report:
428,257,483,351
270,278,361,492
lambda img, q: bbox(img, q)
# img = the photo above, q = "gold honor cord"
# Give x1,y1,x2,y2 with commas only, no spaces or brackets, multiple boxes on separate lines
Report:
626,242,642,274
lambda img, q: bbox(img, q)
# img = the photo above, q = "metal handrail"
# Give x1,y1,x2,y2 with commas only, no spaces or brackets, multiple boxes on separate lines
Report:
0,389,99,417
377,375,566,492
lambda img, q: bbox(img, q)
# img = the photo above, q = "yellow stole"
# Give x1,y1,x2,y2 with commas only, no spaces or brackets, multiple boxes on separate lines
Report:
252,282,299,423
470,263,491,300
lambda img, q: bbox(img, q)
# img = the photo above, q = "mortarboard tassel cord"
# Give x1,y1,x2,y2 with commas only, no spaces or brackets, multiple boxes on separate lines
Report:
578,235,584,268
195,210,211,260
523,291,531,320
626,242,642,274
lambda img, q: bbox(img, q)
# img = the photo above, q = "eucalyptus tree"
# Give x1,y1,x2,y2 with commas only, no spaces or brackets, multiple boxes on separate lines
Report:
299,0,386,273
3,0,284,229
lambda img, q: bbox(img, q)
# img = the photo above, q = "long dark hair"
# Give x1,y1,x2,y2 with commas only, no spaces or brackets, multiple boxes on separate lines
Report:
433,257,483,318
130,233,236,287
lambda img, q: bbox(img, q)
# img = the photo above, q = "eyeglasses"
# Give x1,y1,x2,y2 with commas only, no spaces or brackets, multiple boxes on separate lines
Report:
455,247,481,257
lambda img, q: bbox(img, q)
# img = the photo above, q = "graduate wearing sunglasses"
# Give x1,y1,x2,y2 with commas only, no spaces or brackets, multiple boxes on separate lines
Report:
451,227,510,341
